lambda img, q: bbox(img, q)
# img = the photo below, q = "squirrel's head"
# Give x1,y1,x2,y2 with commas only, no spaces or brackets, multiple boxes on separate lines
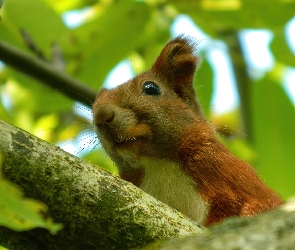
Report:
93,36,207,176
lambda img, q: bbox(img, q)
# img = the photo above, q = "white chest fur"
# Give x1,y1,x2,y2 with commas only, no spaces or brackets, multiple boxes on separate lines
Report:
138,158,209,224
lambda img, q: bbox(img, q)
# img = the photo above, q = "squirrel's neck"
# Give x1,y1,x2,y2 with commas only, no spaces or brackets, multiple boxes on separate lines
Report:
138,158,209,224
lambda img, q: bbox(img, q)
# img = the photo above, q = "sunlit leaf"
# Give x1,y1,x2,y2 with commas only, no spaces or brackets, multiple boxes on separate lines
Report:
63,1,151,89
173,0,295,36
3,70,73,114
0,154,62,234
41,0,97,13
271,32,295,67
251,78,295,199
2,0,67,56
33,113,60,141
82,148,118,174
0,0,4,9
195,59,214,116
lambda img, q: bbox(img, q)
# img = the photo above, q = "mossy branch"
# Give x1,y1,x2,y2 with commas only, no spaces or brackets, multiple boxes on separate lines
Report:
0,119,203,249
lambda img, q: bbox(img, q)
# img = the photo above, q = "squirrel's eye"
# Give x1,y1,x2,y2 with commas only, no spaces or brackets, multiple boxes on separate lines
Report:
142,82,161,96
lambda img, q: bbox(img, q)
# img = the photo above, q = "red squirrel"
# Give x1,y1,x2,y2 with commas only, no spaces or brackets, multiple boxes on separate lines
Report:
92,36,283,226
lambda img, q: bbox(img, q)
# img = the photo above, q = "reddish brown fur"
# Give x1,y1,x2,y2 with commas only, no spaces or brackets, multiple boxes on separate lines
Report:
93,36,283,226
177,125,282,226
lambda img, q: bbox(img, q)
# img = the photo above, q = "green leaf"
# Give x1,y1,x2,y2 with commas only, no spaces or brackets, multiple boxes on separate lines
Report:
41,0,97,13
2,0,67,56
173,0,295,36
64,1,151,89
0,154,63,234
251,79,295,199
4,68,73,114
195,59,214,117
82,148,118,175
270,31,295,67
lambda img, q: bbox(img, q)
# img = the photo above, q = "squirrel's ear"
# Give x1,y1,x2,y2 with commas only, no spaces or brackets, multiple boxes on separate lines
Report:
151,36,201,109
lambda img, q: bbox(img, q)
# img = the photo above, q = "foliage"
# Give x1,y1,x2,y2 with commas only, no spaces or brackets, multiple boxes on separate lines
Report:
0,0,294,204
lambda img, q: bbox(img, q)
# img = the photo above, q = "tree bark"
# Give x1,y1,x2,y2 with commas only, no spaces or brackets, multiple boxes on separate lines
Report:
0,119,204,249
143,199,295,249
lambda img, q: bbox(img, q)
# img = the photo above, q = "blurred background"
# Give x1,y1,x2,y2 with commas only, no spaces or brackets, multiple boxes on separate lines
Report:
0,0,294,199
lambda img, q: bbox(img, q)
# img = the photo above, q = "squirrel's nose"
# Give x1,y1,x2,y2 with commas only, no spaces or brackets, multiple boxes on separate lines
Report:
94,105,115,127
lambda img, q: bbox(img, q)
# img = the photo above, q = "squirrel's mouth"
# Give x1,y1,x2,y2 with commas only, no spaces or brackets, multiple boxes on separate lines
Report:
114,135,145,145
112,124,151,146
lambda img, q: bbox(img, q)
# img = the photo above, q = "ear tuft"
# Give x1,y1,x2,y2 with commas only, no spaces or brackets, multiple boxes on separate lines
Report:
151,35,201,110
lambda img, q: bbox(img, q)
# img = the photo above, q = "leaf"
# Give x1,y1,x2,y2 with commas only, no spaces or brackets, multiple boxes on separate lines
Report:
3,72,73,113
173,0,295,36
251,78,295,199
62,1,151,89
82,148,118,175
2,0,67,56
195,59,214,117
0,153,63,234
270,30,295,67
42,0,97,13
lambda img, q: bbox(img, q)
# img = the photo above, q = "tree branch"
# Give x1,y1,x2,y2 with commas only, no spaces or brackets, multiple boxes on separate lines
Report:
0,40,97,107
143,200,295,249
0,119,203,249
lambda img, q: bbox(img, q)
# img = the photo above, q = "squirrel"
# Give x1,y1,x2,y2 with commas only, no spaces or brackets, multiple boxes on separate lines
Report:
92,36,283,226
